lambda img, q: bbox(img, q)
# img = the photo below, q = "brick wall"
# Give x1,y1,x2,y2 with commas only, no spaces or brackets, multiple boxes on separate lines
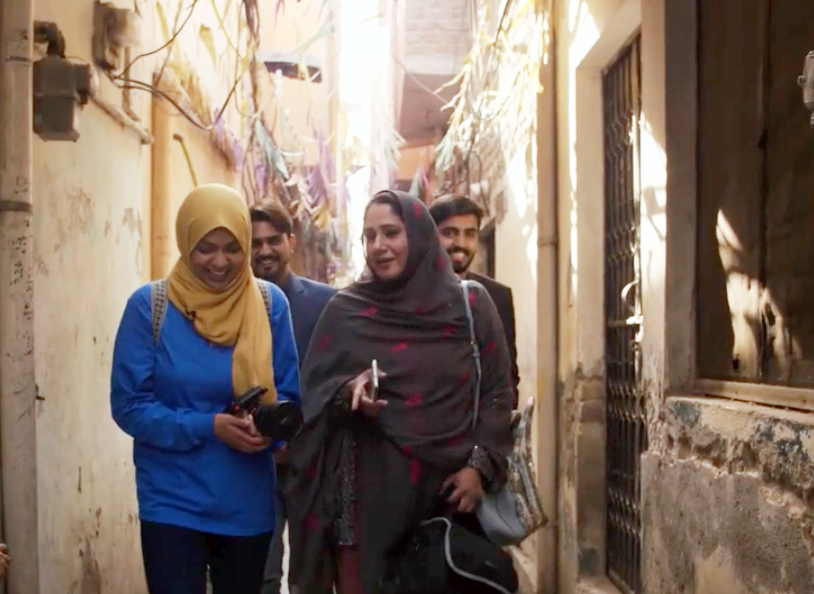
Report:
402,0,471,74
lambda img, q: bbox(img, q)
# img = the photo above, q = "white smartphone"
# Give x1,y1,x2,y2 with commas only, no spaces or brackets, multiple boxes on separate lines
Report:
371,359,379,401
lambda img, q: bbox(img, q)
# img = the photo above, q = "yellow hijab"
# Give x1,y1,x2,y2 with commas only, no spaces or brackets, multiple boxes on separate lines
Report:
167,183,276,404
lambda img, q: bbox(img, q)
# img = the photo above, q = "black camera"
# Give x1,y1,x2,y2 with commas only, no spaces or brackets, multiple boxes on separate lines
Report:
225,387,303,442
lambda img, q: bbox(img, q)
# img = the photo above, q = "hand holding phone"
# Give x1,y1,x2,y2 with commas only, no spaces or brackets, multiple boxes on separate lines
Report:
348,360,388,417
370,359,379,401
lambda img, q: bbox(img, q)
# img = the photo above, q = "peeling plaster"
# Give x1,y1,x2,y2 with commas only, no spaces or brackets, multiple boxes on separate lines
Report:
656,398,814,505
559,367,606,594
644,397,814,594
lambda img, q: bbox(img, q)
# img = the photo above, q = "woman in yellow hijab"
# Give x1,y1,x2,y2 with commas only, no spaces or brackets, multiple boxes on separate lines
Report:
111,184,301,594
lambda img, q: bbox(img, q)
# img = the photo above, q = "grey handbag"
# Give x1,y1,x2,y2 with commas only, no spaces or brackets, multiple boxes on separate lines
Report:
460,280,548,547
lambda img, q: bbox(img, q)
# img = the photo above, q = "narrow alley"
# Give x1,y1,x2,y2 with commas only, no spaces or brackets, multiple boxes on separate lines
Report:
0,0,813,593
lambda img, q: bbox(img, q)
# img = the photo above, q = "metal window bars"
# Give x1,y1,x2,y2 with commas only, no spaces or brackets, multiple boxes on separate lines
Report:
602,34,646,594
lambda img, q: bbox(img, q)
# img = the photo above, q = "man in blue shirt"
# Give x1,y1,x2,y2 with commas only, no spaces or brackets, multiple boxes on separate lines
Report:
250,200,337,594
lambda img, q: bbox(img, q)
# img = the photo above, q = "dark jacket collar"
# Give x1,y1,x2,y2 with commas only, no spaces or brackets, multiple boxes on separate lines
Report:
281,272,305,296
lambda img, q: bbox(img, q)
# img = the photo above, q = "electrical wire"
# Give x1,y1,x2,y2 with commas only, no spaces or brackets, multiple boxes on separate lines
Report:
114,0,201,80
389,49,448,105
118,80,209,129
119,71,244,132
58,53,212,133
110,0,298,203
109,0,260,132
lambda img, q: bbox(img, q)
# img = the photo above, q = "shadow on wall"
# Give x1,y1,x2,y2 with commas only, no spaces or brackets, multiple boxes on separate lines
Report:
696,0,814,388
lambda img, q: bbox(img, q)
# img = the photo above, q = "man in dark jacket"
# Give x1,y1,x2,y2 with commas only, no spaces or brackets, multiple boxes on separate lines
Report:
429,194,520,406
250,200,336,594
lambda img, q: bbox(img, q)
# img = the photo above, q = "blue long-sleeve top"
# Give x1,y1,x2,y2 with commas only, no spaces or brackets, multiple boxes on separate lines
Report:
110,280,300,536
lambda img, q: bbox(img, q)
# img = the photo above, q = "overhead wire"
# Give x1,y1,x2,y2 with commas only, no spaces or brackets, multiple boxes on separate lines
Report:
389,49,448,105
115,0,305,202
117,80,208,129
109,0,261,132
114,0,201,81
118,65,244,132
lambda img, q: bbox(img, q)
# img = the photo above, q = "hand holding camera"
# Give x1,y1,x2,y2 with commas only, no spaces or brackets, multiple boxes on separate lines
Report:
216,386,303,455
214,414,269,453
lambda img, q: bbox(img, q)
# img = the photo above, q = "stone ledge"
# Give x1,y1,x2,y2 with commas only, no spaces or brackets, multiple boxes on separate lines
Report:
655,395,814,506
664,394,814,429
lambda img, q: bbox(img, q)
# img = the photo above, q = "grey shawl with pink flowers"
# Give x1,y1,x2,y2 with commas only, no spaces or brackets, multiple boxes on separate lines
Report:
286,190,513,594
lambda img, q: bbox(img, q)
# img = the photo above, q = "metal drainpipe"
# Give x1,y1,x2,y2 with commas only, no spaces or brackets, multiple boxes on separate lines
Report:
0,0,39,590
151,94,173,279
536,22,559,594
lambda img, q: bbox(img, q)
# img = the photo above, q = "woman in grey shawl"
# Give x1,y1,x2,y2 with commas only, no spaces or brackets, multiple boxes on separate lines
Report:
286,190,514,594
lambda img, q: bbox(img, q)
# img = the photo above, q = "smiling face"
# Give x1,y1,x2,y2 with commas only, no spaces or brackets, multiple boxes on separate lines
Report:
436,213,479,274
363,202,409,281
251,220,295,285
189,227,245,291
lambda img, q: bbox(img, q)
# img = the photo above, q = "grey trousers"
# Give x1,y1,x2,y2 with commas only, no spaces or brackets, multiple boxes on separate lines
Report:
262,468,290,594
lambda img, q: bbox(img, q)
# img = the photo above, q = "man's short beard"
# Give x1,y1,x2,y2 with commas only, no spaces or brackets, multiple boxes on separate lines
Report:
253,258,284,283
449,250,473,275
452,261,469,274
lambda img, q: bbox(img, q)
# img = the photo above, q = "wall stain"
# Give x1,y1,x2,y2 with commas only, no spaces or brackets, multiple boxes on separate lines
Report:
121,208,141,239
63,185,95,235
34,255,49,277
77,538,102,594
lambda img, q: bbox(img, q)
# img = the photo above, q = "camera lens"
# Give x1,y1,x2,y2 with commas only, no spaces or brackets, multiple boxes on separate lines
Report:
253,401,303,441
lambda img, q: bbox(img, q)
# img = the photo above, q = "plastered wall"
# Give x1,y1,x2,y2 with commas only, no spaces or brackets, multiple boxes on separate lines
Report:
31,0,244,590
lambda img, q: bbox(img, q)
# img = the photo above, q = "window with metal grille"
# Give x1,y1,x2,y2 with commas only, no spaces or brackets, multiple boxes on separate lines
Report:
603,34,646,594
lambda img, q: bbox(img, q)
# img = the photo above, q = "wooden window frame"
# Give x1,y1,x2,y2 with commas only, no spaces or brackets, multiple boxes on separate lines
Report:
664,0,814,413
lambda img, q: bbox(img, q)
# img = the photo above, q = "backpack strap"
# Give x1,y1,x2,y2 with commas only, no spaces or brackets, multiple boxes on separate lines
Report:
150,278,273,343
256,279,272,315
461,280,482,431
150,279,169,344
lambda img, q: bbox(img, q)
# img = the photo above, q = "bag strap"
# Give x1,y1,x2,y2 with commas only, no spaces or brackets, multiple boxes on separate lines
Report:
150,279,168,344
461,280,482,431
150,278,273,343
420,517,515,594
256,279,272,314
